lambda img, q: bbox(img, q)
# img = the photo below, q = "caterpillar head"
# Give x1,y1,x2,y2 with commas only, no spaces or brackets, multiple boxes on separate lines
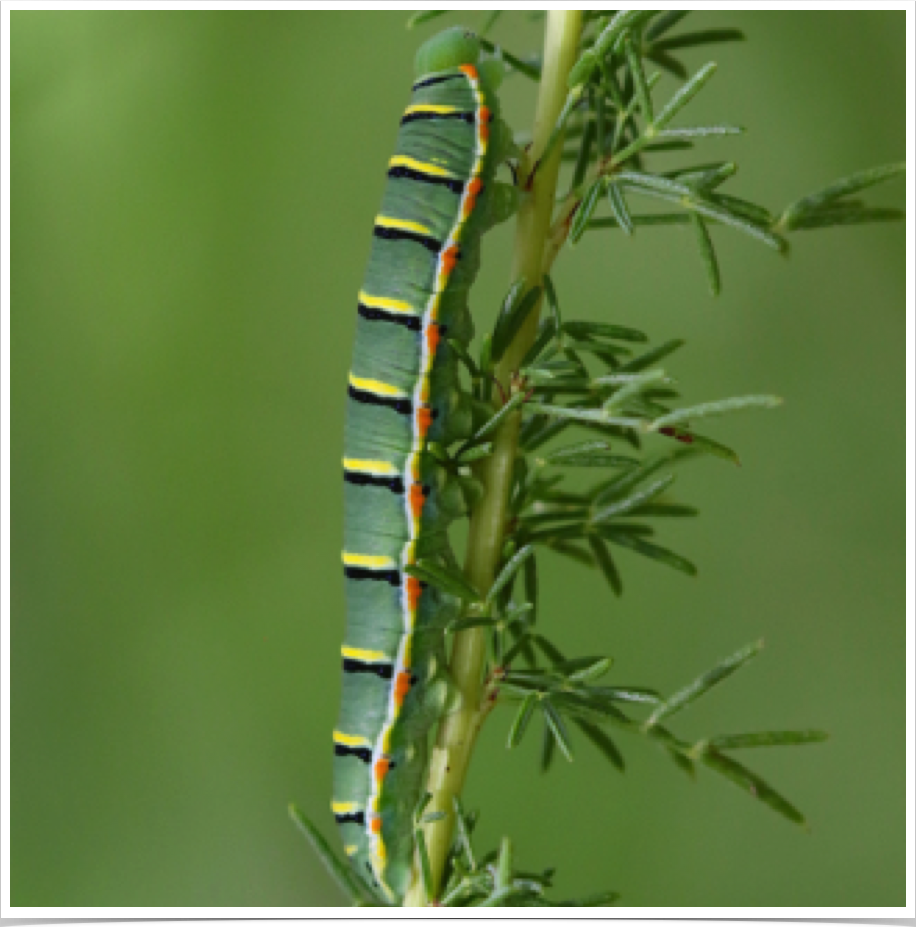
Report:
414,26,480,76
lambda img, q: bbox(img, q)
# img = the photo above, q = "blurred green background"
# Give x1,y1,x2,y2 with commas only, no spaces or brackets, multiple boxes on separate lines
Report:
12,11,905,908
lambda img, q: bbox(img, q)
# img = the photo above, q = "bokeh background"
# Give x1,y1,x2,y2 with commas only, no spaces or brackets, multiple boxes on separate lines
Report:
11,11,905,908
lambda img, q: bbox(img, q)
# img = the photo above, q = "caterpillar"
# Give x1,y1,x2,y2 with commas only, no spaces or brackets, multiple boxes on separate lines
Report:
332,28,514,904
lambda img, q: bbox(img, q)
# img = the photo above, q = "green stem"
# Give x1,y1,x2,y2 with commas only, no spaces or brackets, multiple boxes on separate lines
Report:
402,10,583,907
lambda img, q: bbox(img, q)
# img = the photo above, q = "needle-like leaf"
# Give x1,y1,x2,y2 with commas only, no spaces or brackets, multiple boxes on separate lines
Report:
645,640,764,729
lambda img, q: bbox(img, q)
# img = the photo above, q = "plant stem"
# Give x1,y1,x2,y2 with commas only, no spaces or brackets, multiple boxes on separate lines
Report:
402,10,583,907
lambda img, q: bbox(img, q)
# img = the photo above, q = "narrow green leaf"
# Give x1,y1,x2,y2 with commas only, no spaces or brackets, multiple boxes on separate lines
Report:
788,205,905,230
574,719,626,771
645,11,690,42
542,441,638,469
559,890,621,907
603,369,670,411
406,561,481,604
708,730,829,751
591,449,688,508
700,749,807,826
531,634,566,666
590,213,692,231
672,161,738,189
542,273,562,332
526,402,645,430
601,530,698,576
565,656,614,683
571,119,596,192
594,685,661,705
779,162,905,231
658,125,744,139
541,715,557,772
567,49,599,89
628,502,698,518
606,182,635,236
655,428,740,464
478,10,501,37
288,805,375,905
623,183,786,250
586,535,623,597
537,85,586,171
416,828,434,904
646,640,764,728
653,28,745,52
466,391,528,447
547,539,596,568
488,545,536,607
478,37,542,81
407,10,448,29
653,62,717,130
492,278,527,346
448,337,480,379
690,213,720,296
520,416,570,453
667,746,697,780
414,791,433,822
712,192,773,226
592,474,676,524
618,339,686,373
594,10,649,57
508,692,539,748
492,836,513,892
452,796,476,870
493,286,542,363
543,701,575,762
457,442,494,465
617,169,693,197
570,178,606,245
624,31,654,123
562,320,648,343
650,395,782,432
645,49,688,80
521,319,560,369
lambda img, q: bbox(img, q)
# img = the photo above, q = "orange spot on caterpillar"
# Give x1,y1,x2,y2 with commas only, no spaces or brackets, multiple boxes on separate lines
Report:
417,405,434,438
406,575,423,612
441,245,460,277
374,758,391,784
463,177,483,217
460,64,478,81
479,106,491,142
394,671,412,708
409,482,426,520
370,817,383,835
426,322,441,356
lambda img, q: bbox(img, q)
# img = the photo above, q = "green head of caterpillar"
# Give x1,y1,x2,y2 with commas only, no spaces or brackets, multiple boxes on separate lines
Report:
414,26,506,90
414,26,480,76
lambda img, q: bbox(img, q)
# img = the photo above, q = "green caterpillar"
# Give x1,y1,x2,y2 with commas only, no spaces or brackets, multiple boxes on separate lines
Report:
332,28,514,904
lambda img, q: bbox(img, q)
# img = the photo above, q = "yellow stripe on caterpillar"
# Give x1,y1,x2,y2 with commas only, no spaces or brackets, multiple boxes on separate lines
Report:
388,155,459,179
333,730,373,748
341,552,398,570
374,215,433,237
342,458,400,477
358,290,418,314
348,373,408,399
403,104,460,117
341,645,391,663
331,801,361,814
